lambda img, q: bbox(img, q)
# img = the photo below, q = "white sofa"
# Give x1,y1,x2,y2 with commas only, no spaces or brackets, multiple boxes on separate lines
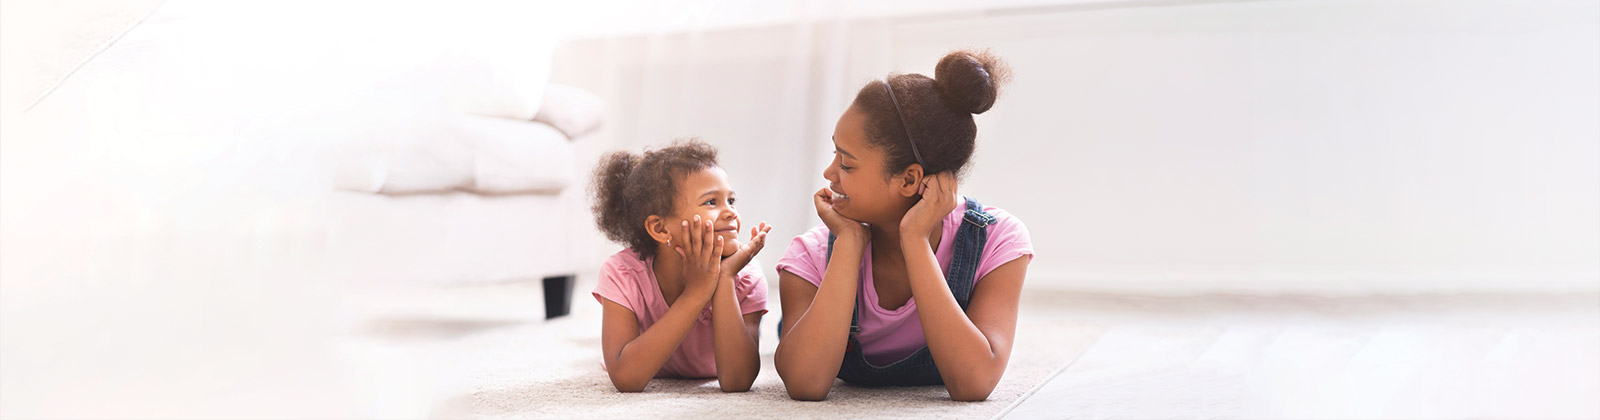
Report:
2,2,616,416
325,97,603,322
6,0,603,323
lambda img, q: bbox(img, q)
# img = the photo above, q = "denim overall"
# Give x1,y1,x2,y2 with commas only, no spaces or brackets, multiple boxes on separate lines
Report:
780,197,996,386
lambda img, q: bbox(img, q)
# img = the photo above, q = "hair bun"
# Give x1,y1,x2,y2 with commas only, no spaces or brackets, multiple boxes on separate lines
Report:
934,49,1011,115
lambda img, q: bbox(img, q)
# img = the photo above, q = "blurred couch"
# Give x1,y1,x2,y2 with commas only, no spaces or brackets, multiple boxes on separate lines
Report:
6,0,601,325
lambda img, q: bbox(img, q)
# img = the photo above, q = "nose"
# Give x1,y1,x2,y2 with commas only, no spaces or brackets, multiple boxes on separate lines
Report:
823,157,838,183
718,209,739,231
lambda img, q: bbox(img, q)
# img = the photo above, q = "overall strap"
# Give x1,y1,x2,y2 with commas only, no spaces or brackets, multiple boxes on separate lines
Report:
825,234,862,334
948,197,996,311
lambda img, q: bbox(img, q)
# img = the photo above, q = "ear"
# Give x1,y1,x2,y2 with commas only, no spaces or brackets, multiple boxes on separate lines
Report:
895,163,925,198
644,215,674,245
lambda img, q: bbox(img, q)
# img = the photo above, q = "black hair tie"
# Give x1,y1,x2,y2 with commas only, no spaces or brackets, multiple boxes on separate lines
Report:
883,78,927,169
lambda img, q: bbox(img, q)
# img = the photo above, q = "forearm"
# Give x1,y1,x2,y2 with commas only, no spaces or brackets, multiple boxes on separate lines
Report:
902,237,1003,394
774,235,864,398
608,288,713,391
709,275,759,391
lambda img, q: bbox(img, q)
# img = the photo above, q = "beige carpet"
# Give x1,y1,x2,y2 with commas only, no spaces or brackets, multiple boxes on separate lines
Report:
444,303,1104,420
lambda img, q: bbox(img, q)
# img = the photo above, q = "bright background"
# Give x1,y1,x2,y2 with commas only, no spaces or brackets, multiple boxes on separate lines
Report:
2,0,1596,417
548,0,1600,294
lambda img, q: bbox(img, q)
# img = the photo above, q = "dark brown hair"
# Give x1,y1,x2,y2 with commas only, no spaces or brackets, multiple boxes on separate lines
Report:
589,139,720,258
853,49,1012,178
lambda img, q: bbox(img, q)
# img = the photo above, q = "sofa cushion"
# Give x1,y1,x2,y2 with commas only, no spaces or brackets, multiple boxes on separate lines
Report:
532,84,605,138
466,116,575,195
333,115,574,196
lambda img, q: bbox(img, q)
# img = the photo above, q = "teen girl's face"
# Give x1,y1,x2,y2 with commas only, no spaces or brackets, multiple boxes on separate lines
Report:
823,105,909,227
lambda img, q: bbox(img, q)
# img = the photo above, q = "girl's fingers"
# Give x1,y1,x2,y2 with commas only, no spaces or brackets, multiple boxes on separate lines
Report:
692,218,703,259
701,220,714,261
697,216,708,256
712,235,724,265
709,221,718,261
679,220,691,257
753,223,770,245
814,188,835,209
685,219,698,255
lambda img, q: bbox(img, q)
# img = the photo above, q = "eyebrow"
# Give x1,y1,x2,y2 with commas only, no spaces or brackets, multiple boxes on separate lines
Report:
833,139,856,160
698,189,734,199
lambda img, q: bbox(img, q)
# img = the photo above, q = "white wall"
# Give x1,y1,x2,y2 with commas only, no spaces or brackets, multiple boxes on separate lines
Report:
553,0,1600,294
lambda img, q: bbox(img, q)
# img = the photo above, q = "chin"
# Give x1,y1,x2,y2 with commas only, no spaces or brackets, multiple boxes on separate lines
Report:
834,206,862,223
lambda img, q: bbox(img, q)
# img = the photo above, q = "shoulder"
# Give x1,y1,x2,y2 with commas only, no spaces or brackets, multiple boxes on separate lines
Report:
781,223,832,259
967,201,1034,280
795,223,832,247
775,223,831,286
593,249,650,311
600,249,650,280
978,204,1029,238
737,258,766,280
735,259,769,288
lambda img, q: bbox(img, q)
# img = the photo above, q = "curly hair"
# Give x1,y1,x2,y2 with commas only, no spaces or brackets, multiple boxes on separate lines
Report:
589,139,720,259
853,49,1012,179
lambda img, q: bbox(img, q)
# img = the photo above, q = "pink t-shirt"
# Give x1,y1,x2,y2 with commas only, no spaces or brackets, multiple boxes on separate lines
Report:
774,197,1033,365
591,248,769,378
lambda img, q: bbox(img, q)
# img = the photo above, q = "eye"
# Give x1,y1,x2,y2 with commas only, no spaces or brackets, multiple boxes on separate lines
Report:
727,197,737,206
703,198,717,206
839,164,853,171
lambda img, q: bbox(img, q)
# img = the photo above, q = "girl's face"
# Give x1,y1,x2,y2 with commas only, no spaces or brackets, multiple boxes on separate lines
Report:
666,166,741,257
823,105,917,227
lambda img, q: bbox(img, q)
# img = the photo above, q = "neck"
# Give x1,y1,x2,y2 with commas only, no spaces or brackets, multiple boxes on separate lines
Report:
650,246,685,296
869,212,941,257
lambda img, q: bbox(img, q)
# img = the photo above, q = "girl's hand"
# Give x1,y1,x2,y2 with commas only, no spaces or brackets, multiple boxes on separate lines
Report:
813,188,869,242
900,172,958,239
675,215,724,297
720,222,772,276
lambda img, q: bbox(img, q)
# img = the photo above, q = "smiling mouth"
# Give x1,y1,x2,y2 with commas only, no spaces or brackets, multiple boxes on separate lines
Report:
830,188,849,200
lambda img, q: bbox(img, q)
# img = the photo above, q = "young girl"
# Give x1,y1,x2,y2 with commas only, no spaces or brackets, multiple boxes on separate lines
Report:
588,139,773,392
774,50,1032,401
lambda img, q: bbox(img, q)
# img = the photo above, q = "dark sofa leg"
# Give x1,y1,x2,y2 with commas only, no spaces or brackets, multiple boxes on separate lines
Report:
543,275,576,319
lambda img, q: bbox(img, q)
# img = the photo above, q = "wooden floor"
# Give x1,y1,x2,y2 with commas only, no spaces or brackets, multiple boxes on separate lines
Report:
1002,291,1600,419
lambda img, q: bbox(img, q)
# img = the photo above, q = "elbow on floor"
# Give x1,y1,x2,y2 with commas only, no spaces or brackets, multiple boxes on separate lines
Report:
718,378,754,393
609,376,648,393
786,387,829,401
781,377,831,401
946,383,996,402
776,366,831,401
